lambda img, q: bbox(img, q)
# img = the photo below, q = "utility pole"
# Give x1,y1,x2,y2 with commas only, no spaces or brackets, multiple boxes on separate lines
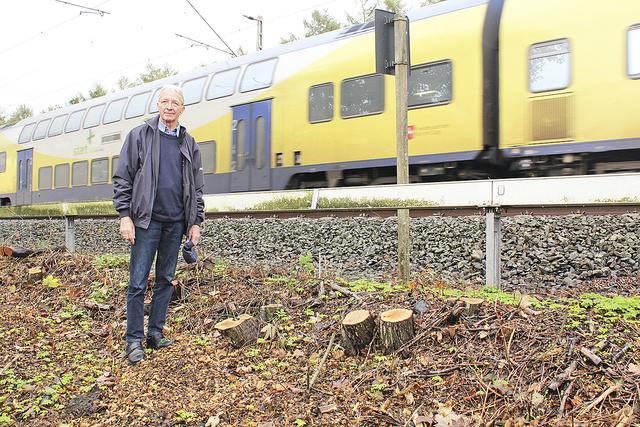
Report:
243,15,263,51
394,15,410,285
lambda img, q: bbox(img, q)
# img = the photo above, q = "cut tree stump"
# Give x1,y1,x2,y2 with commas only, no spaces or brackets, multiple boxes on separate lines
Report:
341,309,375,356
27,267,43,283
214,314,259,348
379,308,415,354
461,297,484,316
260,304,284,322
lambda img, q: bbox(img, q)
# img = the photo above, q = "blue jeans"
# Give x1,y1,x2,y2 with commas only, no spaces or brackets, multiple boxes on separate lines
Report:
126,219,185,343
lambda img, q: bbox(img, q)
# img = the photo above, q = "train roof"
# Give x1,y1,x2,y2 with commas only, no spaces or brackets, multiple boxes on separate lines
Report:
12,0,489,128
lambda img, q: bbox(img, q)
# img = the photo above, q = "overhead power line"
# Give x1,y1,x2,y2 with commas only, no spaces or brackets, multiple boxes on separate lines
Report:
53,0,110,16
174,33,235,55
184,0,236,57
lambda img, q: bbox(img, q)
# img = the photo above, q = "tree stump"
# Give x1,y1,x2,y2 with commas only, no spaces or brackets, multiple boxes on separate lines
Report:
461,297,484,316
214,314,259,348
341,310,375,356
379,308,414,354
27,267,43,283
260,304,284,322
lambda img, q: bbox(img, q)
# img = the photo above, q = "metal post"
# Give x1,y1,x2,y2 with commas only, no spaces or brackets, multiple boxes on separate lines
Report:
485,208,501,288
65,216,76,253
394,15,410,284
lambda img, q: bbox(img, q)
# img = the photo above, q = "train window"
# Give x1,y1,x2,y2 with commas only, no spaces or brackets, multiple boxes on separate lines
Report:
84,104,105,129
341,74,384,118
103,98,127,124
111,155,119,177
33,119,51,141
54,164,70,188
409,61,452,107
236,119,246,171
0,152,5,173
91,158,109,184
255,116,265,169
628,25,640,78
38,166,52,190
182,76,207,105
149,89,161,113
528,39,571,93
198,141,216,174
309,83,334,123
207,68,240,99
72,161,88,186
240,58,278,92
65,110,85,133
18,123,36,143
48,114,67,137
125,91,151,119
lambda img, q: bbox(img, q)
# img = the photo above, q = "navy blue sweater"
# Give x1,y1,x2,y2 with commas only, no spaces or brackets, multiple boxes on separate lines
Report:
152,132,184,223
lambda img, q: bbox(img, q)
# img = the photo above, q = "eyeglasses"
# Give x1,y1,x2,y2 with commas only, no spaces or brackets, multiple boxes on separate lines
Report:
159,99,183,108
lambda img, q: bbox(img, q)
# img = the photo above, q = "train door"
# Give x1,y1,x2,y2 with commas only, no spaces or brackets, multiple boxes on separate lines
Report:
230,99,272,192
16,149,33,205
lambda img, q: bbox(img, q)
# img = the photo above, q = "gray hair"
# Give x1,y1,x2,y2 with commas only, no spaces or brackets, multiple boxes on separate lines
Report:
158,85,184,105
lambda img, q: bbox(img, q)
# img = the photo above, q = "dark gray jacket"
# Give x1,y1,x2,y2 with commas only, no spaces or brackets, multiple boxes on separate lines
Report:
112,115,205,230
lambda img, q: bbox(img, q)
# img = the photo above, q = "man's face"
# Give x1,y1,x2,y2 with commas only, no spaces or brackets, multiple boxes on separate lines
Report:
158,92,185,125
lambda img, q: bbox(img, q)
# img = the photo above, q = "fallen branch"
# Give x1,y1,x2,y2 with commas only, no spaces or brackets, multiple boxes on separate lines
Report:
327,282,361,301
307,332,336,391
548,361,578,391
557,380,574,418
580,384,620,414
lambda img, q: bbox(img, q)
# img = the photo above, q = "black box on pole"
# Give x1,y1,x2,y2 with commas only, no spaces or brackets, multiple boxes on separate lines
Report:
374,9,411,76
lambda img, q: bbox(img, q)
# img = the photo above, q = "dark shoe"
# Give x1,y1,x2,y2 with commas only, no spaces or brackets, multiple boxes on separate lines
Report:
146,334,174,350
126,342,144,365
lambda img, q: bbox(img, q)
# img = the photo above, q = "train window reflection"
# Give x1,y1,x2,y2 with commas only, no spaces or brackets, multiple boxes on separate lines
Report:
103,98,127,124
409,61,452,107
0,152,5,173
38,166,52,190
309,83,334,123
125,92,150,119
255,116,265,169
91,158,109,184
48,114,67,137
529,39,571,93
18,123,36,143
72,161,88,187
341,74,384,118
54,164,69,188
207,68,239,99
199,141,216,173
182,76,207,105
84,104,105,129
65,110,85,133
629,25,640,78
236,120,246,171
240,58,277,92
33,119,51,141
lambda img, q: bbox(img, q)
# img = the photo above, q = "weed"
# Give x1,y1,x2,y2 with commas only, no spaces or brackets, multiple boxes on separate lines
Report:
298,252,314,274
275,309,290,321
370,381,386,392
193,337,209,346
294,419,307,427
246,348,260,358
175,409,196,422
92,254,128,269
89,282,111,304
580,293,640,322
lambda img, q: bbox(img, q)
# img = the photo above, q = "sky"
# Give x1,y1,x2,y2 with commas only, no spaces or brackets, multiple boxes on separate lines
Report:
1,0,425,116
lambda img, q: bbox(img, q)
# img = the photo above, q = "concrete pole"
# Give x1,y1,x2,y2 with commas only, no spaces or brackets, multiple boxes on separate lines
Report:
485,208,502,288
394,15,410,284
65,216,75,253
256,16,263,51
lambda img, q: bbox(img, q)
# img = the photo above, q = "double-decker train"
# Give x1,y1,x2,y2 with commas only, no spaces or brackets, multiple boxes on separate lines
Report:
0,0,638,207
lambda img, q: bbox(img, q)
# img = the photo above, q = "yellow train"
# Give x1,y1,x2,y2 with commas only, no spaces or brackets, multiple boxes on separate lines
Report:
0,0,639,206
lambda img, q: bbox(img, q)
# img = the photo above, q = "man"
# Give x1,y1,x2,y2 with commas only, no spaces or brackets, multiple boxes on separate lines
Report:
113,85,205,364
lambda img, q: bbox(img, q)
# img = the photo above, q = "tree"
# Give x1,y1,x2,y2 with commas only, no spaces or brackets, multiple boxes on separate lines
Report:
345,0,377,24
137,62,178,84
117,75,136,90
0,109,6,126
68,93,86,105
383,0,406,13
279,33,299,44
421,0,446,5
303,9,342,37
8,104,33,125
88,83,107,99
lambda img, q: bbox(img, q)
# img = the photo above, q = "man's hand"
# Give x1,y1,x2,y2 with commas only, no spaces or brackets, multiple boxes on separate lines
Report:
187,224,201,246
120,217,135,245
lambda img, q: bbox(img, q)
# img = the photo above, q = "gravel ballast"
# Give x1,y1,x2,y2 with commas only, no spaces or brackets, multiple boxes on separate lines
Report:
1,214,638,287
